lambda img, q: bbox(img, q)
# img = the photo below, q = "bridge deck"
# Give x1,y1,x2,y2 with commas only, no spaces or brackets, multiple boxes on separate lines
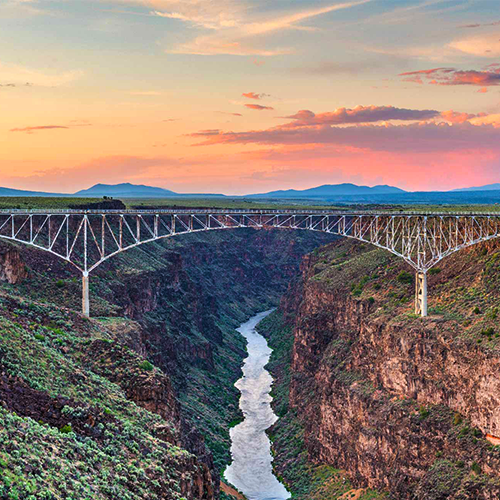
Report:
1,208,500,216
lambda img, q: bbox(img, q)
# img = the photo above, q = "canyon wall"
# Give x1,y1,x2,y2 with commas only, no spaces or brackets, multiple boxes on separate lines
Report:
267,239,500,499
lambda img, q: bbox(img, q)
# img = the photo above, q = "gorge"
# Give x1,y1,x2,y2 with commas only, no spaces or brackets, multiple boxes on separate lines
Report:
225,310,290,500
1,227,500,499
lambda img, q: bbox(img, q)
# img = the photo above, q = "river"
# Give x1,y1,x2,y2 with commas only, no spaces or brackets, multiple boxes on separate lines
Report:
224,310,291,500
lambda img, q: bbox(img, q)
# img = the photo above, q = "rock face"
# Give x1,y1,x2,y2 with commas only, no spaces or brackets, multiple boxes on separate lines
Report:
278,240,500,499
0,243,27,284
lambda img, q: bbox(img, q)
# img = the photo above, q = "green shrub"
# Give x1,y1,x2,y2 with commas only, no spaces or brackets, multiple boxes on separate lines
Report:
471,462,481,474
472,428,482,438
419,405,430,420
487,308,498,320
34,333,45,341
139,360,154,372
60,424,73,434
473,306,481,315
397,271,413,285
55,279,65,288
428,268,441,276
480,327,494,337
368,297,375,305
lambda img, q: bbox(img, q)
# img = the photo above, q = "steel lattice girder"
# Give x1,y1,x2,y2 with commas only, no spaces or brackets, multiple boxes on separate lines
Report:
0,210,498,273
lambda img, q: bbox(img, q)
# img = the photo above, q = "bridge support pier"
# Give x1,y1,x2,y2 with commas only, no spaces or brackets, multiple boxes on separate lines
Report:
415,271,428,317
82,272,90,317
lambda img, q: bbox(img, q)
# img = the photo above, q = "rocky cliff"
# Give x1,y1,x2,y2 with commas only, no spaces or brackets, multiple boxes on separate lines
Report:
263,239,500,499
0,228,334,499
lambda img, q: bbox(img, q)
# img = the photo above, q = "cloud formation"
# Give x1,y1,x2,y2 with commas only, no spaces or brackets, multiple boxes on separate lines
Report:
400,66,500,87
155,0,371,55
282,105,440,127
10,125,69,134
0,62,83,87
459,20,500,29
189,120,500,154
245,104,274,111
242,92,269,100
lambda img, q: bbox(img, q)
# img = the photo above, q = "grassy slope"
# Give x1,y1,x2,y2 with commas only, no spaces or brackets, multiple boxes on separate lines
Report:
0,296,203,500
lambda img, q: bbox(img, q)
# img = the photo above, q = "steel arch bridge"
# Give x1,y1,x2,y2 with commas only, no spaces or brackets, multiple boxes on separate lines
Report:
0,208,499,317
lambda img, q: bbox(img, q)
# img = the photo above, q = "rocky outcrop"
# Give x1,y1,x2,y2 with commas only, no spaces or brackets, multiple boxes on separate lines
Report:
0,243,27,284
278,240,500,499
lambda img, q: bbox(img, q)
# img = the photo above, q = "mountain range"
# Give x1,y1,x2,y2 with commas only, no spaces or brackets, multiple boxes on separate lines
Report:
1,182,500,203
248,183,405,198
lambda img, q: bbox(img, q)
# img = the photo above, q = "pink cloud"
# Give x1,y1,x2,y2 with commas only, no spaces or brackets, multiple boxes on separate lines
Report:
10,125,69,133
189,121,500,155
245,103,274,111
282,105,440,127
439,110,481,124
242,92,269,100
400,67,500,87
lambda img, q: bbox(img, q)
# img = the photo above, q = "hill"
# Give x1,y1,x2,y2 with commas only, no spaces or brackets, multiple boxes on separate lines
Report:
75,183,178,197
451,184,500,192
248,183,406,199
0,187,62,197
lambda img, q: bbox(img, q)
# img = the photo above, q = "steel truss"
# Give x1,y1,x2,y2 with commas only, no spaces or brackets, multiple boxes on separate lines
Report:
0,209,498,317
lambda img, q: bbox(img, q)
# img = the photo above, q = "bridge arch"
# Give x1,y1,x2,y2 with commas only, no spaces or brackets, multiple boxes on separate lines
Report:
0,209,498,317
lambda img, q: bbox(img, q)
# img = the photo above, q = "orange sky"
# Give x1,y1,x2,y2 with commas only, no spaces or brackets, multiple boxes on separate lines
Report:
1,0,500,194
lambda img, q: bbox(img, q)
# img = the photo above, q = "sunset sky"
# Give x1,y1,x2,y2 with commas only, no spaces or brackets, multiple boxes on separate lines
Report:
1,0,500,194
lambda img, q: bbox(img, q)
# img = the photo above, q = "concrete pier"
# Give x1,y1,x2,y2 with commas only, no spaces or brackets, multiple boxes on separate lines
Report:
415,271,428,317
82,272,90,317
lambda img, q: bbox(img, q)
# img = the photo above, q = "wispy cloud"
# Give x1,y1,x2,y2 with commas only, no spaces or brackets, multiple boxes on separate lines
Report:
10,125,69,134
0,62,83,87
242,92,269,100
449,33,500,57
459,20,500,29
400,66,500,87
158,0,372,55
0,0,46,18
245,103,274,111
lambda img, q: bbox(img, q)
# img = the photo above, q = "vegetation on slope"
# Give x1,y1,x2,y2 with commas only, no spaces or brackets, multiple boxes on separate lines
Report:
0,296,209,500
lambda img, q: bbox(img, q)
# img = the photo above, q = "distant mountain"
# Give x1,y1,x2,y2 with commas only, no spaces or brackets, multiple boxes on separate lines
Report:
0,187,62,197
451,183,500,193
249,183,406,199
75,183,178,198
